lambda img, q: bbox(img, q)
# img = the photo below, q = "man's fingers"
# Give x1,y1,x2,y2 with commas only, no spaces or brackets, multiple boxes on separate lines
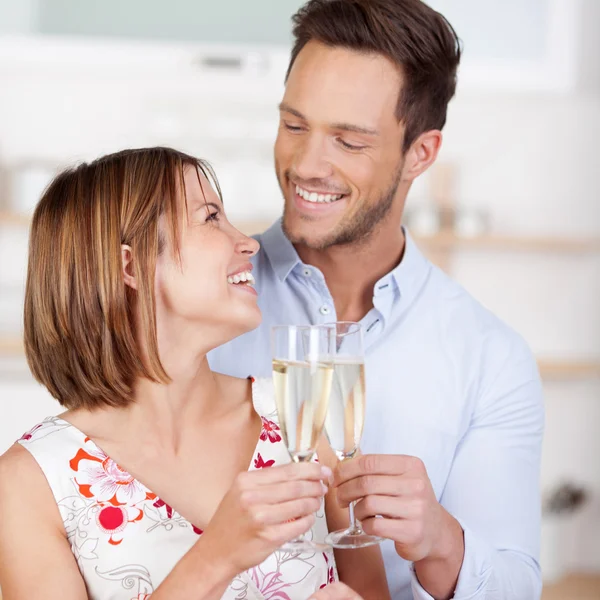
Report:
353,495,423,521
334,454,422,486
360,516,422,545
336,475,425,506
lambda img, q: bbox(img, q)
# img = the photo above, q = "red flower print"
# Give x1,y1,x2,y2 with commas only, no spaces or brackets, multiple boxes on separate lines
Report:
97,506,127,532
153,498,173,519
319,553,336,588
70,446,150,506
152,497,202,535
19,423,43,441
96,505,127,542
327,565,335,584
260,417,282,443
95,504,138,545
254,453,276,469
131,595,152,600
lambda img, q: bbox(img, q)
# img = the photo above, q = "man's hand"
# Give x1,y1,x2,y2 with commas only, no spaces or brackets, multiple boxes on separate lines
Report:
334,454,463,563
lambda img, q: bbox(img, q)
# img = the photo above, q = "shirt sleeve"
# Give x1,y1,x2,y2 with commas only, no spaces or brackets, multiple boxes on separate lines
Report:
411,335,544,600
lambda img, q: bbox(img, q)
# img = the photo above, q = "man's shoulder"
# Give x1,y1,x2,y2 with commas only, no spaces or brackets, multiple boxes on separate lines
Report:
417,267,542,422
422,265,535,366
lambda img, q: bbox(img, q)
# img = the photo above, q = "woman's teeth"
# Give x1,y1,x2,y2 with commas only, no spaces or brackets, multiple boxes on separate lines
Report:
227,271,255,285
295,185,343,203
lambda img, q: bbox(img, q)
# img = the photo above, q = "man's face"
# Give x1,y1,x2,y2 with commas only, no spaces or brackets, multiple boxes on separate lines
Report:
274,41,407,249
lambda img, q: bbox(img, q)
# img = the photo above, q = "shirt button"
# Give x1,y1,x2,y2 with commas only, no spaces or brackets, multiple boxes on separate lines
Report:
319,305,331,316
303,268,312,277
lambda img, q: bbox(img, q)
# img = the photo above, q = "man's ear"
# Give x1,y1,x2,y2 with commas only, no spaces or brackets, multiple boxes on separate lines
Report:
402,129,443,182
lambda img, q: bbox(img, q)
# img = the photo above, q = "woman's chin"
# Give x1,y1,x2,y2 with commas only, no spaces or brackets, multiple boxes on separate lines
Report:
219,308,262,345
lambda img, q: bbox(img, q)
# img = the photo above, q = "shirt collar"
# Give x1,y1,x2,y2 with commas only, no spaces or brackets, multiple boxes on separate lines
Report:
259,219,301,283
380,228,431,300
260,219,431,304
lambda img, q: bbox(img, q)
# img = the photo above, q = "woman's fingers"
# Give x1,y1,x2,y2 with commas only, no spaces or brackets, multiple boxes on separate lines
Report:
239,463,331,487
257,497,322,525
242,479,327,506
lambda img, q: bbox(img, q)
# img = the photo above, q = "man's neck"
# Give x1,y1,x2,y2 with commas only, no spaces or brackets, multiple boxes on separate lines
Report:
295,222,406,322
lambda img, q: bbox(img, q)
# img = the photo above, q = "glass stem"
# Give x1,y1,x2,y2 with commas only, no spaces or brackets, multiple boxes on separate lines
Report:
342,451,363,535
289,453,315,543
348,500,362,534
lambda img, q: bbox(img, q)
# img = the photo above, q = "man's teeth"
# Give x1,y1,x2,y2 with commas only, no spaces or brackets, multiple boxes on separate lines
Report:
295,185,343,203
227,271,255,285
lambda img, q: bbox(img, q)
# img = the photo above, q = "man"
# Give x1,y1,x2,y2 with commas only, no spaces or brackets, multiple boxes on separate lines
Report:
209,1,544,598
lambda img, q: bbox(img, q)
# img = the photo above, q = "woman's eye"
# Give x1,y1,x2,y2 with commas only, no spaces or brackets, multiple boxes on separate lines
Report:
206,211,220,222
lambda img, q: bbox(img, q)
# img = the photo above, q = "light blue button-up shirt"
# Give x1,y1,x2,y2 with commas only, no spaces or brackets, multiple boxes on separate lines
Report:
209,220,544,600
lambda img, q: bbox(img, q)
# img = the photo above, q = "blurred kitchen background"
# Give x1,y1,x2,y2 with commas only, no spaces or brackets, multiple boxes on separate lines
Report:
0,1,599,597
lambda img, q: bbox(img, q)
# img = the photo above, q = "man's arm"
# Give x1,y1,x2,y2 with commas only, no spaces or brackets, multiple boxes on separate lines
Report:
413,340,544,600
335,339,544,600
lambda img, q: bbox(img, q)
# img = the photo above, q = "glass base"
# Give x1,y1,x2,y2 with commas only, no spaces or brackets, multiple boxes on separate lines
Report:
280,538,332,552
325,528,384,549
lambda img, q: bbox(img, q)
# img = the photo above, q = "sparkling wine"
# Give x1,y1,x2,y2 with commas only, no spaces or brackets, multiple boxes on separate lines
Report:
272,358,333,462
325,359,365,460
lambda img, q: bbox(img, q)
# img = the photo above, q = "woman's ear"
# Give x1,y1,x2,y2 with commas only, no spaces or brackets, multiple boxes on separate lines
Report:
121,244,137,290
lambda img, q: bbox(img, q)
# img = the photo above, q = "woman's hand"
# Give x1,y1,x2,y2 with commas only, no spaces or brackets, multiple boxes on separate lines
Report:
309,582,365,599
200,461,331,575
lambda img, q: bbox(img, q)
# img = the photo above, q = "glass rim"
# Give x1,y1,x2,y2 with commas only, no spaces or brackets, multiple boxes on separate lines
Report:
270,324,336,332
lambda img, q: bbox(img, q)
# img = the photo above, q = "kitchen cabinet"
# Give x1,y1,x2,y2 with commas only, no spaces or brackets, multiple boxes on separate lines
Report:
37,0,305,45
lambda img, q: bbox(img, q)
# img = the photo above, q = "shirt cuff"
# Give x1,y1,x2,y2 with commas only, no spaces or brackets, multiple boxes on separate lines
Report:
410,517,494,600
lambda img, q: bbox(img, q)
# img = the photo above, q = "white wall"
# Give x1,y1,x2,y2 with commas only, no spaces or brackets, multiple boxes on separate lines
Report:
577,0,600,92
0,0,38,34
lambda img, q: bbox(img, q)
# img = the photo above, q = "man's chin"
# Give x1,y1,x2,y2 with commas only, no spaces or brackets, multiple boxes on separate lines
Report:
282,219,327,249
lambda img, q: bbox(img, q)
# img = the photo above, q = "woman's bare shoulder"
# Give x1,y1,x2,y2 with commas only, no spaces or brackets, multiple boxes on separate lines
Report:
0,445,88,598
0,443,61,520
0,442,37,477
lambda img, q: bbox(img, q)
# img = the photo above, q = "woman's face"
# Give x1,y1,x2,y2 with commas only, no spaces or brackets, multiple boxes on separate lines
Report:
153,166,261,350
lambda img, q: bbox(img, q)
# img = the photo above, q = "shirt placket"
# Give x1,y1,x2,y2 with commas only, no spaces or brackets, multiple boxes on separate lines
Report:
297,265,337,324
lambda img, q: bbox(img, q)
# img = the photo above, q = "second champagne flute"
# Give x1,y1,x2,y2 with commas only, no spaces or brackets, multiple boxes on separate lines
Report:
324,321,384,549
271,324,335,551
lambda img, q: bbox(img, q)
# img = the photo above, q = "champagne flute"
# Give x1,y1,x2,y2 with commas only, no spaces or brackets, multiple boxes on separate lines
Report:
271,324,335,551
324,322,383,549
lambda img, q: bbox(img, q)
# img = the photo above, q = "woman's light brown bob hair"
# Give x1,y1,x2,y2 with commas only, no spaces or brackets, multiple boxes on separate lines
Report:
24,147,220,410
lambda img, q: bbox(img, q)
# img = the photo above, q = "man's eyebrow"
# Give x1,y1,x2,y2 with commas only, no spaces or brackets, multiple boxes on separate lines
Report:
278,102,305,120
330,122,380,136
279,102,379,136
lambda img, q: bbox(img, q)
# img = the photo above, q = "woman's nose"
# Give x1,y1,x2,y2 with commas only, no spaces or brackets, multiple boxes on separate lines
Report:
235,232,260,257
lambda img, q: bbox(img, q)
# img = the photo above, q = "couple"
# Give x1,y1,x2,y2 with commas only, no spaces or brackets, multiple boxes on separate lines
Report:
0,0,544,599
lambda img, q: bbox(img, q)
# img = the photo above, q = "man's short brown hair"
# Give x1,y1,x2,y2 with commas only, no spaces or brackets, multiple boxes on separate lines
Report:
287,0,461,152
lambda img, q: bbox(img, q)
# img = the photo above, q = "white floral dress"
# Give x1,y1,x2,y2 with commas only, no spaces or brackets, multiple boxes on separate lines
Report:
17,377,337,600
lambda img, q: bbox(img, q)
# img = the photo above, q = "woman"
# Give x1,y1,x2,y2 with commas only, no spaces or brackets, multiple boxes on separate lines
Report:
0,148,388,600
